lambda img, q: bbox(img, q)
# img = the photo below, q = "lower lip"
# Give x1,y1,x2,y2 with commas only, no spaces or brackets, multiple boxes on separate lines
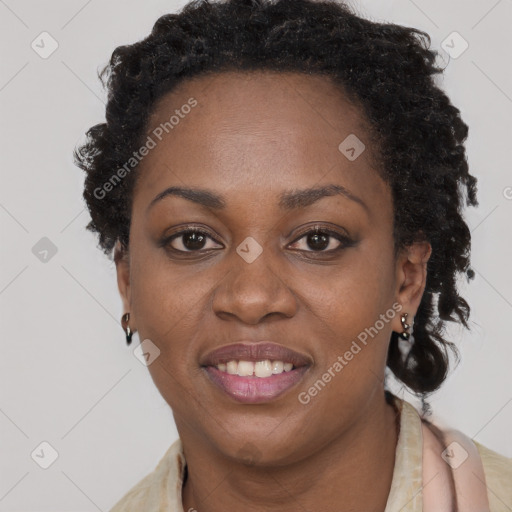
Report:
203,366,310,404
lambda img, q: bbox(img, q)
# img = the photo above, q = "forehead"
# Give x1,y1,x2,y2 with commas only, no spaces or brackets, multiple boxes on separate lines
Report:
133,70,387,213
144,70,367,153
150,70,363,125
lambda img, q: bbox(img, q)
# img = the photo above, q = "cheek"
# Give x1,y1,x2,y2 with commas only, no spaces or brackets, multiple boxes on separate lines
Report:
128,250,217,388
130,239,213,328
292,246,397,408
130,263,210,410
300,243,395,335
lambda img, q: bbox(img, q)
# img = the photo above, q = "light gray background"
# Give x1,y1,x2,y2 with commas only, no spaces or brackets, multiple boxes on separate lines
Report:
1,0,511,510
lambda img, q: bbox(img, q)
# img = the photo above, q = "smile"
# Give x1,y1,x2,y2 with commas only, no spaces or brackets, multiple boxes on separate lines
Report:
203,363,310,404
200,341,312,403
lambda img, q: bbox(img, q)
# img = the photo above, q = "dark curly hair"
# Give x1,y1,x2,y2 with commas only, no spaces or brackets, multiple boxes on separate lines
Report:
74,0,478,398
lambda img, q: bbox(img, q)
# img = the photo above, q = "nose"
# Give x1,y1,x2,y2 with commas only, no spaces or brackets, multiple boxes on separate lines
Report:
212,245,298,325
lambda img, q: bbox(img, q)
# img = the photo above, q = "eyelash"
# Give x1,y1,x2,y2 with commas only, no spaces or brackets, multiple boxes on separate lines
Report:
161,224,355,256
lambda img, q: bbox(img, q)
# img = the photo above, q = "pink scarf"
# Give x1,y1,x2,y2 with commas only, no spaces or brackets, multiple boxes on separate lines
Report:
421,420,490,511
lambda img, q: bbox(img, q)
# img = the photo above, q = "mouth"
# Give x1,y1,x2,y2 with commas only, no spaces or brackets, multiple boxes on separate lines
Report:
200,342,312,404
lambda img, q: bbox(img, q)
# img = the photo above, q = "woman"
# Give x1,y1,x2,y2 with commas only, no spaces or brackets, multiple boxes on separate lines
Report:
74,0,512,510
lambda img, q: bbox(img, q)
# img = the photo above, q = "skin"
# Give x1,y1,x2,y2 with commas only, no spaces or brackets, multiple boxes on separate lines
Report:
115,71,431,512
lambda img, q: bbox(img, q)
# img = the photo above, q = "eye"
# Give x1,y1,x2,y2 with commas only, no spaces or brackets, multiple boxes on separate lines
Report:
164,228,223,253
288,226,353,253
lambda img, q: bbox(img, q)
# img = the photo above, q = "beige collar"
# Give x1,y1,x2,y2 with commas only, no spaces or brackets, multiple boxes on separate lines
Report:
384,397,425,511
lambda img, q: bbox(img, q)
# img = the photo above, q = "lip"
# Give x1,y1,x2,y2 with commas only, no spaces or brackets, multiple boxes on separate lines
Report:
200,342,312,368
200,342,312,404
203,365,310,404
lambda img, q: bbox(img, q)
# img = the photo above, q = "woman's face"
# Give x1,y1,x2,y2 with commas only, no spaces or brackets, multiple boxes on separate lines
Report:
116,71,419,464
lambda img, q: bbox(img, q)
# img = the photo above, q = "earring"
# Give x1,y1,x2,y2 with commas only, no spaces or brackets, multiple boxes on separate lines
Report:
399,313,411,340
121,312,133,346
397,312,414,361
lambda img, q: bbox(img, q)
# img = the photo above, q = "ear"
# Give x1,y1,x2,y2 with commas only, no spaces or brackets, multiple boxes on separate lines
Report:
392,241,432,333
114,240,136,330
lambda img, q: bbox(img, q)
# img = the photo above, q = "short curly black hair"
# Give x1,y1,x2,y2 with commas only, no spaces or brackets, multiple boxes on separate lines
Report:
74,0,478,397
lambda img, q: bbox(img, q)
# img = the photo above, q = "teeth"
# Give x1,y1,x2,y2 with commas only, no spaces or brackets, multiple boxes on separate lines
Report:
254,360,273,378
217,360,296,377
226,361,238,375
272,360,284,374
237,361,254,376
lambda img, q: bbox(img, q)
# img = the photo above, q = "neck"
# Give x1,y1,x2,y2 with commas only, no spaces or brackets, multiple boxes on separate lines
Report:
181,391,399,512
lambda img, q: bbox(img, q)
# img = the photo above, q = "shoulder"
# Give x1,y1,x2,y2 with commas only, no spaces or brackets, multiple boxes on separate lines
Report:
109,438,185,512
474,440,512,510
422,413,512,511
394,397,512,510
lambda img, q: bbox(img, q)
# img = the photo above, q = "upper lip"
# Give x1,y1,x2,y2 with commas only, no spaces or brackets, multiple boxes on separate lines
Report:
200,342,312,368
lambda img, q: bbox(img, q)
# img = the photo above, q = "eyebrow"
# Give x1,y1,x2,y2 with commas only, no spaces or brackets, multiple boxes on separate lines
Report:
146,184,368,213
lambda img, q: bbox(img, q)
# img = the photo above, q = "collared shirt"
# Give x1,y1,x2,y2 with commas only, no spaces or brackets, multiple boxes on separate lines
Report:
110,397,512,511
